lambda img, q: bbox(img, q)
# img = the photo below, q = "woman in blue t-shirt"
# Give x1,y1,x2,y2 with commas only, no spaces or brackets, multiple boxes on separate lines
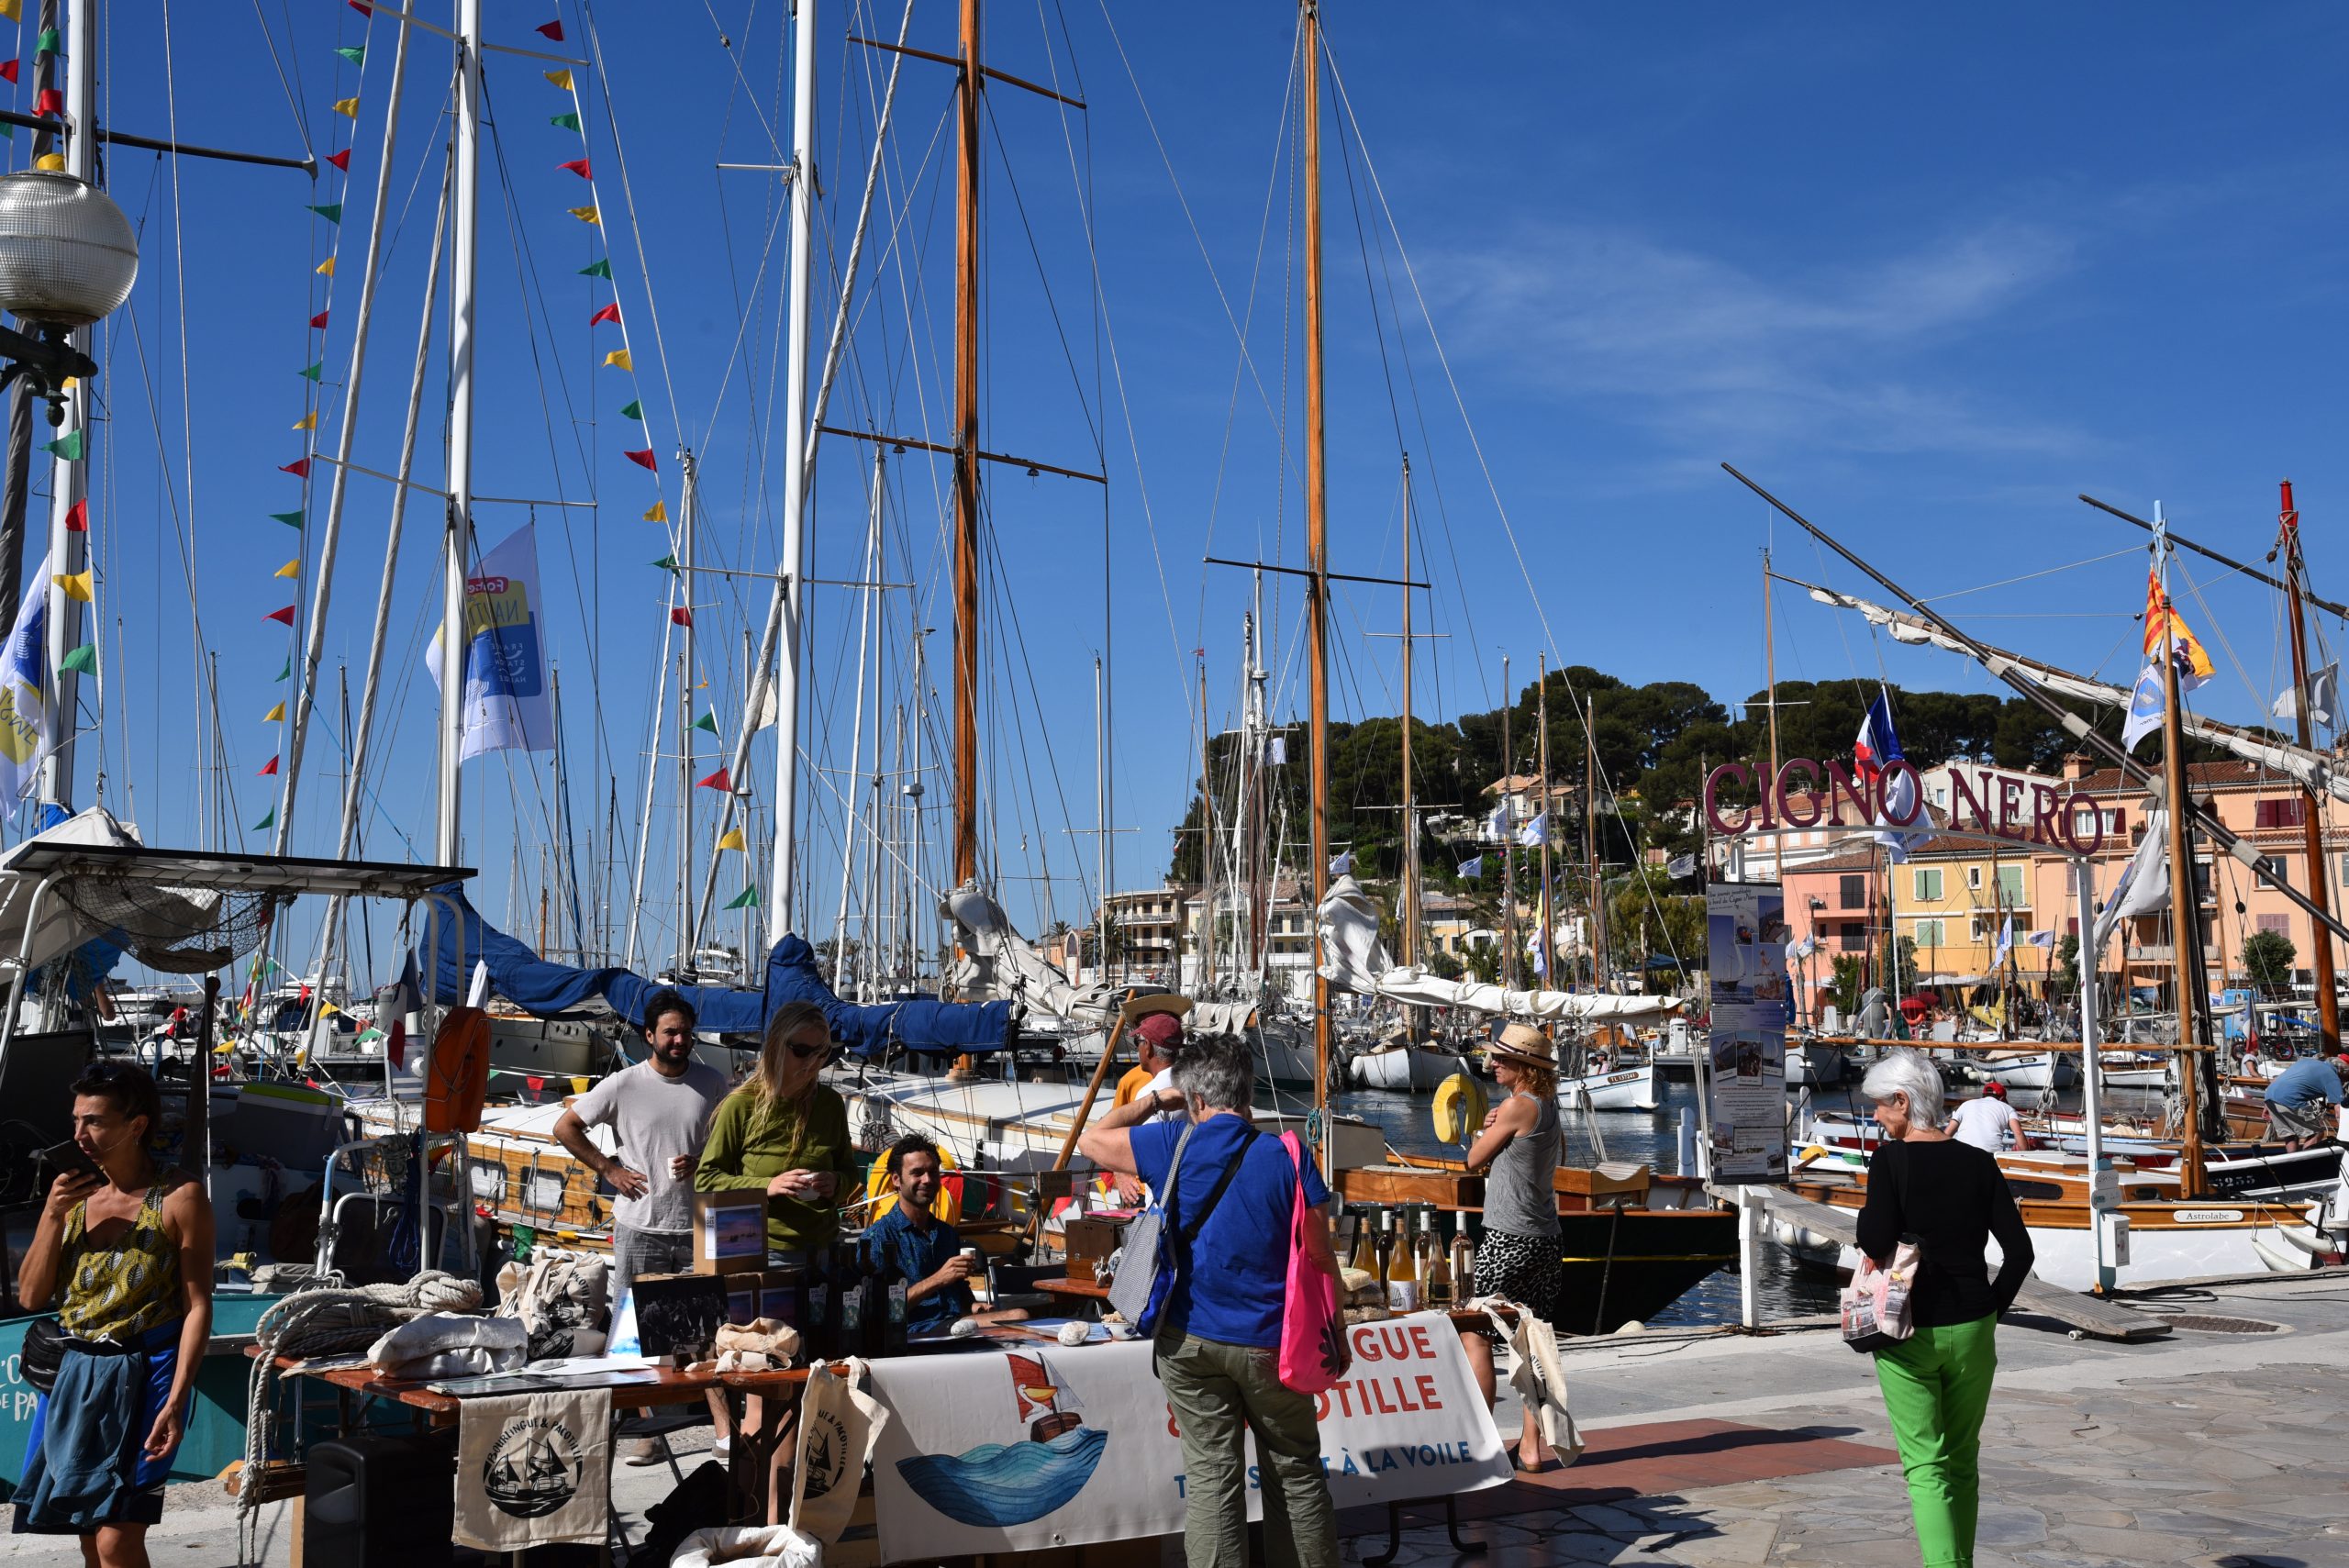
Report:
1080,1030,1340,1568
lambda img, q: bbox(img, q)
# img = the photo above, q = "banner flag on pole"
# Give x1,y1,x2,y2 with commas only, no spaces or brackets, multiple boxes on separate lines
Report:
273,659,291,682
2121,663,2165,755
298,362,323,382
651,555,678,573
723,885,760,909
280,458,311,477
422,523,558,761
317,257,336,276
330,97,359,118
536,18,564,39
0,554,51,801
308,310,330,329
578,255,608,278
1854,691,1926,862
326,149,351,172
1456,855,1483,878
567,205,599,225
307,203,343,223
551,111,581,130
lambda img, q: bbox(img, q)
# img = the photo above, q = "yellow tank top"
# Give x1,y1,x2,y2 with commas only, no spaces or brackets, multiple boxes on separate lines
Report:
60,1183,182,1340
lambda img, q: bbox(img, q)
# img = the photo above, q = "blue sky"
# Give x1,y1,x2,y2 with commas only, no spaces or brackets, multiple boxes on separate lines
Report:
44,3,2349,987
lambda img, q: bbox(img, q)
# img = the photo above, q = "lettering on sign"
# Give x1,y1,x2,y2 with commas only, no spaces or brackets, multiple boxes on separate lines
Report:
1703,759,2109,854
2169,1209,2245,1225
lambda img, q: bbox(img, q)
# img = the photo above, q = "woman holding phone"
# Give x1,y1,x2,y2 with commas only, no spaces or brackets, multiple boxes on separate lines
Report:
695,1001,859,1262
13,1061,215,1564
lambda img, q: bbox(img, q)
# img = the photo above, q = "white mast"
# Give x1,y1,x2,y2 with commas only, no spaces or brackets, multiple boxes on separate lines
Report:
830,450,884,992
766,0,818,943
677,449,697,973
439,0,483,869
39,0,96,807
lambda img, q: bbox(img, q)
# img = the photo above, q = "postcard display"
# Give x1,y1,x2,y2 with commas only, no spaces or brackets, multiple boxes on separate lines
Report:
1705,882,1791,1181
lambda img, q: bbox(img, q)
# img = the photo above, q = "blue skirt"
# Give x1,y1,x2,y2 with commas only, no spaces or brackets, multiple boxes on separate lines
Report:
12,1320,184,1534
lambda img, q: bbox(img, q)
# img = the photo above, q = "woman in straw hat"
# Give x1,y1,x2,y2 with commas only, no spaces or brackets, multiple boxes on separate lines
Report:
1460,1021,1565,1471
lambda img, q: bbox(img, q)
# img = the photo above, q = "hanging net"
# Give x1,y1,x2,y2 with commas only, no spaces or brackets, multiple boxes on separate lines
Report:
48,877,288,973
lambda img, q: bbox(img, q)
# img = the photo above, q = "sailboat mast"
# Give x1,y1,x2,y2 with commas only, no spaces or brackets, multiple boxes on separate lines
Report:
678,450,699,972
951,0,983,889
1301,0,1332,1159
768,0,818,942
1399,458,1419,982
1500,653,1517,989
1586,694,1602,987
2153,509,2209,1194
1536,655,1553,985
1763,549,1780,788
2278,480,2339,1051
1094,653,1108,984
39,0,94,808
1197,651,1215,994
438,0,483,869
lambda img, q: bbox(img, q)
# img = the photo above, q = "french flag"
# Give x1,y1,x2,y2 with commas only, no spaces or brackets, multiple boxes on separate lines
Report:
1854,692,1923,862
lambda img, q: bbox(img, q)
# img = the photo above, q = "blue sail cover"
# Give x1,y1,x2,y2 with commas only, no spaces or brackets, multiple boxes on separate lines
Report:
419,885,1013,1057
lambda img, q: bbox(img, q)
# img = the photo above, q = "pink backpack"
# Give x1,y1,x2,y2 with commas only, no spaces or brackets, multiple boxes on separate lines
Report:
1276,1131,1352,1393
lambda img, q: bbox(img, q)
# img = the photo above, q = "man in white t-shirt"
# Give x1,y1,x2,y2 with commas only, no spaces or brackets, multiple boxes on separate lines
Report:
1108,1011,1189,1204
1948,1082,2026,1153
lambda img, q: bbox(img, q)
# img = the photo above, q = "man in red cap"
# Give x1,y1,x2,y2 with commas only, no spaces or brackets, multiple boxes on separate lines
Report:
1947,1079,2026,1153
1108,1011,1187,1201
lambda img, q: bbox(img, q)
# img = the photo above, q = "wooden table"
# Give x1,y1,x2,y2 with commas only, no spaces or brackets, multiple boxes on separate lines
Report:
1034,1275,1111,1312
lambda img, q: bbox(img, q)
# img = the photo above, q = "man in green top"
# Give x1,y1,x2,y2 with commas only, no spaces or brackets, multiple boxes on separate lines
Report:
694,1000,861,1259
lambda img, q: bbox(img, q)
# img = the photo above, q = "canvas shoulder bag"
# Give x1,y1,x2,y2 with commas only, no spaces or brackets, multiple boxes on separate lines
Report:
1842,1145,1924,1354
1104,1122,1194,1329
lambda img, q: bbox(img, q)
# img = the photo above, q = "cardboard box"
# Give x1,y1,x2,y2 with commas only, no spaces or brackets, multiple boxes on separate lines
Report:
1063,1215,1128,1263
692,1188,768,1274
754,1268,807,1328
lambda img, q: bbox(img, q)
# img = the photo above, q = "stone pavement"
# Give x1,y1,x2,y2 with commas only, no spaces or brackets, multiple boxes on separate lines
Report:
6,1269,2344,1566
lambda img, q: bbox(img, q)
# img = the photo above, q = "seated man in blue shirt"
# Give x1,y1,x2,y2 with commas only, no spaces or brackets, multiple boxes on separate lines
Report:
2264,1053,2349,1151
863,1135,1026,1334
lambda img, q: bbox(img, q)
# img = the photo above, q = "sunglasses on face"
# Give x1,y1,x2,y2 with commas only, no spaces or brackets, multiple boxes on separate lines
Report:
786,1040,828,1061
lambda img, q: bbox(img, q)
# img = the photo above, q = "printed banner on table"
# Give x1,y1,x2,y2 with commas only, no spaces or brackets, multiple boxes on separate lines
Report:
426,523,555,759
1706,881,1790,1181
864,1313,1508,1561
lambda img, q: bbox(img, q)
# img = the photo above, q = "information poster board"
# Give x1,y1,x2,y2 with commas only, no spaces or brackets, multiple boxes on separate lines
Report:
1706,881,1790,1181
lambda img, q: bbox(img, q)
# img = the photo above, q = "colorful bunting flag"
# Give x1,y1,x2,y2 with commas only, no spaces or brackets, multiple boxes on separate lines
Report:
258,755,279,776
350,1,372,14
545,69,573,90
588,302,620,326
0,3,17,26
336,44,366,65
298,362,323,381
567,205,599,225
330,97,359,119
252,806,276,831
536,19,565,41
36,28,59,54
309,310,330,329
622,448,656,471
579,257,611,279
280,458,311,477
670,606,694,627
307,203,343,223
603,348,632,371
618,398,642,420
558,157,592,179
43,429,81,461
327,149,351,172
62,498,84,532
651,555,678,573
51,571,91,602
716,827,746,851
34,87,61,117
59,643,94,674
691,711,718,734
273,658,291,682
643,499,667,523
317,257,336,276
0,61,16,83
292,411,317,430
273,560,300,579
697,768,732,791
264,605,296,625
723,885,760,910
551,110,581,130
271,510,304,528
264,701,285,722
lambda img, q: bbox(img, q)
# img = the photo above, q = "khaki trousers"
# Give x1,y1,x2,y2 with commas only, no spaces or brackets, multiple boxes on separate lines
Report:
1153,1332,1337,1568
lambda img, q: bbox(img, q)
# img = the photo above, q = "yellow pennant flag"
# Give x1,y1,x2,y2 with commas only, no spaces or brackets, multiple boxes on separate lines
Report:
51,571,91,602
716,827,747,851
545,69,573,91
331,97,360,119
263,702,286,723
33,153,63,172
317,257,336,276
603,348,632,371
567,205,599,225
273,560,300,579
60,377,75,390
643,499,667,523
292,411,317,430
0,1,19,24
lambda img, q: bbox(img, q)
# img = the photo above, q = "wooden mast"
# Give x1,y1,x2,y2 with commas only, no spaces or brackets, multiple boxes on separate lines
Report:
2154,517,2209,1195
1586,694,1602,988
1302,0,1333,1169
952,0,982,890
1537,655,1553,985
2278,480,2340,1052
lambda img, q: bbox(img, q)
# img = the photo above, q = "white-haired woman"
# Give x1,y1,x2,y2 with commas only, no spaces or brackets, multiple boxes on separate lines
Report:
1856,1049,2033,1568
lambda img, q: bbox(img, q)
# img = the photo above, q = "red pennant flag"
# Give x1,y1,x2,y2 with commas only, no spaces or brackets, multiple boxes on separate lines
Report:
308,309,329,329
588,303,620,326
697,768,732,791
670,606,694,627
35,87,61,117
62,498,84,533
327,149,351,172
265,605,296,625
258,755,279,776
349,0,373,13
536,18,563,40
280,458,311,477
1,61,20,84
526,1074,545,1094
623,448,657,471
559,158,592,180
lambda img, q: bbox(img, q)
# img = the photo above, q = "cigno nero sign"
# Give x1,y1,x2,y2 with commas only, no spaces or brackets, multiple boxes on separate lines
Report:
1702,759,2111,856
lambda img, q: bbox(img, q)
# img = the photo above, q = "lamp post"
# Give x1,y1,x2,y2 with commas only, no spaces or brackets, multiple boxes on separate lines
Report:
0,168,135,416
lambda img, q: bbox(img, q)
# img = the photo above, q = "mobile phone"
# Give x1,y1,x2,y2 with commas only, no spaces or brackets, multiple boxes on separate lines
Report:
40,1140,103,1184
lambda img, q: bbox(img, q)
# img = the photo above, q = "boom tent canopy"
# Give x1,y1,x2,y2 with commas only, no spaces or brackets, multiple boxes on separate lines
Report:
421,887,1015,1058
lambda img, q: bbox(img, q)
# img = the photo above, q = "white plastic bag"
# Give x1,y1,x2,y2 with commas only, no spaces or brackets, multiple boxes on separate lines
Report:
669,1523,823,1568
1841,1238,1920,1352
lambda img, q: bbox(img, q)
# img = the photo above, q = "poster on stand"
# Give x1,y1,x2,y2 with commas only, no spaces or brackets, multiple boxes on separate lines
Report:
1706,881,1790,1181
863,1313,1509,1561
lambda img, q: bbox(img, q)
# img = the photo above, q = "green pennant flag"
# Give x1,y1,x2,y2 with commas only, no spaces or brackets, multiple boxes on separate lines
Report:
297,362,324,382
692,710,718,734
579,257,612,279
651,554,678,573
337,44,366,65
270,510,303,529
307,203,343,224
0,126,16,142
618,399,642,420
43,428,82,461
551,111,582,130
723,885,760,910
59,642,95,674
274,656,292,682
252,806,276,832
36,28,59,54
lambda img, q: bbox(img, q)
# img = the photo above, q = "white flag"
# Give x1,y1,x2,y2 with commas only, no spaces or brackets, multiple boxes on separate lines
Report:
2023,929,2055,948
1484,805,1508,841
1329,851,1353,876
425,524,556,760
1666,853,1698,880
2121,663,2165,755
1789,934,1816,959
1268,735,1287,765
2272,662,2340,731
1991,914,2013,971
2093,811,2170,949
1516,812,1548,849
0,552,52,803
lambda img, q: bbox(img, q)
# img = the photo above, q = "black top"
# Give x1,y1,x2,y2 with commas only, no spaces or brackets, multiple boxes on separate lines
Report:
1856,1138,2035,1328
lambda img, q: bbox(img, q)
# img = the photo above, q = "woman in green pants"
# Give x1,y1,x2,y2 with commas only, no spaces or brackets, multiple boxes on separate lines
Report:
1855,1051,2033,1568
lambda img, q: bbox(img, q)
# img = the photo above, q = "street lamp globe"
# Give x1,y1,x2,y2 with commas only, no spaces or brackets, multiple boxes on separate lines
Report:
0,170,137,328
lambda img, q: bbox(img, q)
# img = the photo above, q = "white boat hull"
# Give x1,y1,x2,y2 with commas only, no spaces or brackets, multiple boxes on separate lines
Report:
1777,1214,2326,1292
1561,1062,1662,1112
1974,1052,2077,1090
1345,1044,1473,1091
1785,1042,1849,1087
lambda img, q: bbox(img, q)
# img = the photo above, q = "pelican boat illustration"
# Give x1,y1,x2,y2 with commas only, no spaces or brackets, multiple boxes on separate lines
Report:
896,1351,1109,1528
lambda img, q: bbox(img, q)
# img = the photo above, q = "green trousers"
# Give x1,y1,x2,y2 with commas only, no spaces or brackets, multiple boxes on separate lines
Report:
1874,1313,1998,1568
1155,1333,1337,1568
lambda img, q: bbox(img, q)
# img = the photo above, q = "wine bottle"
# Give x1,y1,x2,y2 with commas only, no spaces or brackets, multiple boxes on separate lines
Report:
1386,1208,1420,1312
1450,1222,1477,1303
1423,1213,1453,1307
1346,1209,1377,1277
1373,1207,1397,1297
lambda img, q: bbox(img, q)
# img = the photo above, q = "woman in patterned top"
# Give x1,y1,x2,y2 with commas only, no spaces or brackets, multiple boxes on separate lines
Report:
13,1060,215,1561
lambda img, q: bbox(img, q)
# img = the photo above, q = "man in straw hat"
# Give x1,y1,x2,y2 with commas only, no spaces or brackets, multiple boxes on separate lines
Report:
1460,1021,1568,1472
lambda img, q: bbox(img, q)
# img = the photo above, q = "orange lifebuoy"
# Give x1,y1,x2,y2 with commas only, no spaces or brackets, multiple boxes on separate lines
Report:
424,1006,492,1134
